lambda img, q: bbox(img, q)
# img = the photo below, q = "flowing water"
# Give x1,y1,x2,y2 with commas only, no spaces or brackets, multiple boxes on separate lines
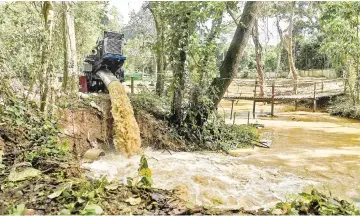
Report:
82,99,360,210
107,82,141,156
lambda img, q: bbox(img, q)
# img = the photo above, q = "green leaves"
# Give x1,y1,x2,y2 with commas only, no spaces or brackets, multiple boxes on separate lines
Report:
271,189,360,215
48,182,73,199
137,155,153,188
8,204,26,216
8,163,41,182
80,204,103,215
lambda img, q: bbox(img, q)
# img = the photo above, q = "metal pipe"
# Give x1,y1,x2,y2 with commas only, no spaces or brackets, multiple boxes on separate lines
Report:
97,70,119,88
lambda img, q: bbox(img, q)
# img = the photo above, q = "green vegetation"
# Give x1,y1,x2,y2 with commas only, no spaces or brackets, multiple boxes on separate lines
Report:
0,97,184,214
272,189,360,215
328,96,360,119
1,0,360,214
131,91,259,152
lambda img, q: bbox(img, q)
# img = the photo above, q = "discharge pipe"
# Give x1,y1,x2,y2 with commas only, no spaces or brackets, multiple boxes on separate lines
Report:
97,70,119,88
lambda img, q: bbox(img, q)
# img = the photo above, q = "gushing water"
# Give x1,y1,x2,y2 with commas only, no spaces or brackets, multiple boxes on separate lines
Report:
82,148,317,210
82,98,360,210
107,82,141,156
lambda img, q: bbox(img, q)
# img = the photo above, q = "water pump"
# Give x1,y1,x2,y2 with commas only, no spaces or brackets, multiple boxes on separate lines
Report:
79,31,126,92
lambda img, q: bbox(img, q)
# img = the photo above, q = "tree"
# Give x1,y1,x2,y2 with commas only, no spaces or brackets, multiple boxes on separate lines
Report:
283,1,299,92
321,2,360,104
62,2,78,94
167,2,198,124
275,17,284,76
208,1,261,107
40,1,55,112
105,6,123,32
252,18,264,96
148,2,166,96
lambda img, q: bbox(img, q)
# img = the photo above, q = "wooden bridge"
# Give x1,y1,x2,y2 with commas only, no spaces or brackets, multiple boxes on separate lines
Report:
223,78,345,117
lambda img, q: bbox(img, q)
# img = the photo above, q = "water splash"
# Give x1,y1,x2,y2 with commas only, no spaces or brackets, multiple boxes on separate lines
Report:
82,148,317,210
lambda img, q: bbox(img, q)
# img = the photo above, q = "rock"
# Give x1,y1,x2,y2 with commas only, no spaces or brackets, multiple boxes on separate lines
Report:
89,101,103,113
24,209,35,215
83,148,105,161
259,139,272,148
79,92,90,100
14,190,23,198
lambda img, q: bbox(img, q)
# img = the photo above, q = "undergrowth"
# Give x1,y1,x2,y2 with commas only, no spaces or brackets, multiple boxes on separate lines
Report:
272,189,360,215
130,91,258,152
327,95,360,119
0,96,183,215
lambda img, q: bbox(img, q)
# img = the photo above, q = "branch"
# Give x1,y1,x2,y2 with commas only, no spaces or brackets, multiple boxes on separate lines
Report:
226,3,239,25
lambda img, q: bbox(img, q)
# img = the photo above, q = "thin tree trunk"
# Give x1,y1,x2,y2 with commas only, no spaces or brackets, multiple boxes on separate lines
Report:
252,19,264,97
148,3,165,96
199,11,223,87
62,2,77,94
275,17,283,78
40,1,54,112
208,1,261,106
171,11,189,124
283,1,299,92
275,48,282,77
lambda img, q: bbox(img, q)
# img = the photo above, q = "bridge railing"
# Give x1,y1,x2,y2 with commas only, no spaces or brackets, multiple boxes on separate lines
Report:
225,78,345,99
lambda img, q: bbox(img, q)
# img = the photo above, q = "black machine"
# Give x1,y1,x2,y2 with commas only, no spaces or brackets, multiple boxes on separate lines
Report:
79,31,126,92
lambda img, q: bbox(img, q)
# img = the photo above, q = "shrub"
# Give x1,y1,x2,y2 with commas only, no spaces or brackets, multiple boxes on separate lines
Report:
327,96,360,119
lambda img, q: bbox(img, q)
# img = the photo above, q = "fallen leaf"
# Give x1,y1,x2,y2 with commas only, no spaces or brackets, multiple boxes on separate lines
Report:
105,183,119,190
8,167,41,182
59,209,71,215
125,197,142,206
48,182,73,199
84,204,103,214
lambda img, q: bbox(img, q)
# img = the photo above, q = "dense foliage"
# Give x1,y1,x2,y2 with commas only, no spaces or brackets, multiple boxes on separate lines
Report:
327,96,360,119
272,189,360,215
130,91,259,152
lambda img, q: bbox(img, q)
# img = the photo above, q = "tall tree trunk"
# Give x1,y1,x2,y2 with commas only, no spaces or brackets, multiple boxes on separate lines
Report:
208,1,261,106
148,3,165,96
62,2,78,94
40,1,54,112
187,10,224,127
198,11,223,87
275,17,283,78
171,12,190,124
283,1,299,92
171,48,186,124
252,18,264,97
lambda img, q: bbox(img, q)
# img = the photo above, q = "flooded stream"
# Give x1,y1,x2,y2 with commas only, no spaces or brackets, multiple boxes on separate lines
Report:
82,100,360,210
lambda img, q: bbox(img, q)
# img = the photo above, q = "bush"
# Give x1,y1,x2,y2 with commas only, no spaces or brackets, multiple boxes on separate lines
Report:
272,189,359,215
327,96,360,119
130,90,170,119
130,91,259,152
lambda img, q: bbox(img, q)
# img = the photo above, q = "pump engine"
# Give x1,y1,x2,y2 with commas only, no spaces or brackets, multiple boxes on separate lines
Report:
79,31,126,92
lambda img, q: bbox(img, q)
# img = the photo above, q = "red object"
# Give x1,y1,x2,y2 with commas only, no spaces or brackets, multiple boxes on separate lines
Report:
79,76,88,92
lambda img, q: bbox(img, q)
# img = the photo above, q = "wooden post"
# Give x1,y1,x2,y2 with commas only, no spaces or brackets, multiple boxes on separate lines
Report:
295,80,298,111
321,81,324,93
247,111,250,125
252,79,257,118
271,81,275,116
230,100,234,119
233,112,236,125
131,76,134,94
313,82,317,112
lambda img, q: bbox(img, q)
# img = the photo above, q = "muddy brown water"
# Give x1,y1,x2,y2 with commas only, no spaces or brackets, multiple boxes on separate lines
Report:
108,82,142,156
82,99,360,210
